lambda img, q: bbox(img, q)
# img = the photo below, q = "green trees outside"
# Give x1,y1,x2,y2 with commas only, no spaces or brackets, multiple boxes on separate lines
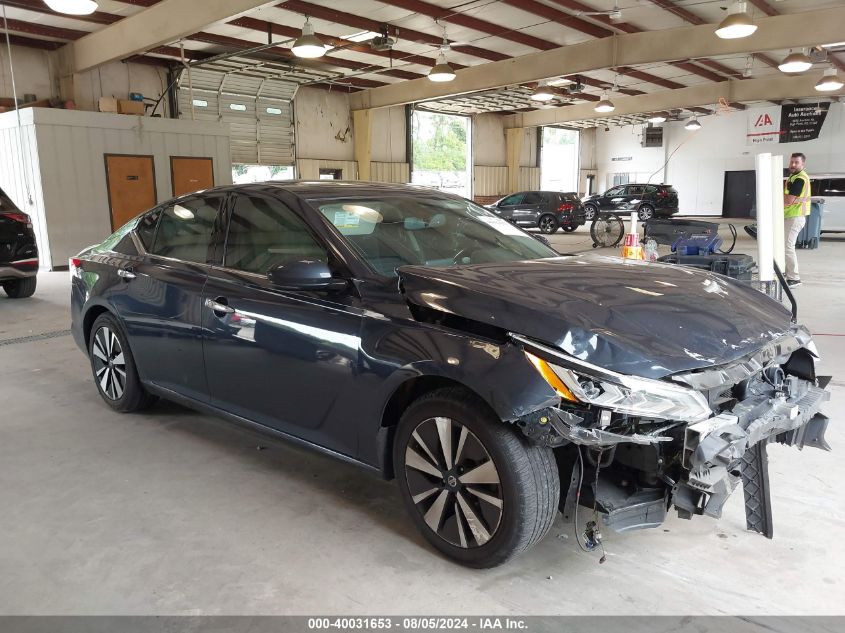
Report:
412,111,468,172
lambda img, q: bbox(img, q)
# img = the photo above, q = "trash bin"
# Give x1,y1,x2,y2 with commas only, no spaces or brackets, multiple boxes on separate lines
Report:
795,202,823,249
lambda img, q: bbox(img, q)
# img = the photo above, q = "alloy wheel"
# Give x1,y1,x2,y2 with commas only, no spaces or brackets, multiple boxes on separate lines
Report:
584,206,596,221
404,417,503,548
539,216,556,234
638,205,654,221
92,326,126,401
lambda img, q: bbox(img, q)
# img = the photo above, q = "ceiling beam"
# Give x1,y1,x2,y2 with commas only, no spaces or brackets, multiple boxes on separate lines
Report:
504,75,841,128
280,0,509,62
349,6,845,110
62,0,273,72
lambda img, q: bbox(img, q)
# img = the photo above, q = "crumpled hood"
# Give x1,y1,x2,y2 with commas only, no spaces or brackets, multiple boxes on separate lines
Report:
398,255,793,379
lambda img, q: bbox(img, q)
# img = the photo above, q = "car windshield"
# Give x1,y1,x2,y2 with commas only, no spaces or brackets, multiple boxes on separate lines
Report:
313,195,558,276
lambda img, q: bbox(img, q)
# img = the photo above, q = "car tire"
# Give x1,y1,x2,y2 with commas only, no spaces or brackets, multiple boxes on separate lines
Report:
394,387,560,568
538,214,559,234
88,312,156,413
561,225,577,233
638,205,655,221
2,276,36,298
584,205,597,221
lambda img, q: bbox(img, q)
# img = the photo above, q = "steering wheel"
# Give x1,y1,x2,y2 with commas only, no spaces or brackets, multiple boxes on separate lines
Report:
452,248,473,265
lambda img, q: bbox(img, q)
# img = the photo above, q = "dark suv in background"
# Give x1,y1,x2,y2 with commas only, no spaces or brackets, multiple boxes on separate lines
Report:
487,191,586,233
0,187,38,298
582,184,679,221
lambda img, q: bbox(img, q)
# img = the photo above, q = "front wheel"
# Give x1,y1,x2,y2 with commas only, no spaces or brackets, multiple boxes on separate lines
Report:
394,388,560,568
538,214,559,234
584,204,597,221
2,276,36,298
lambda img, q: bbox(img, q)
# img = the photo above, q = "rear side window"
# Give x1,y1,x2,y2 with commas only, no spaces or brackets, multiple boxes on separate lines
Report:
644,186,658,194
136,209,161,250
150,196,223,263
627,185,646,195
224,194,326,275
523,192,543,205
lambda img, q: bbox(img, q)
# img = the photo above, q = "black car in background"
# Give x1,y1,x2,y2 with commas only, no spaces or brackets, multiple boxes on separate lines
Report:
0,186,38,298
582,183,679,221
70,182,829,568
487,191,586,233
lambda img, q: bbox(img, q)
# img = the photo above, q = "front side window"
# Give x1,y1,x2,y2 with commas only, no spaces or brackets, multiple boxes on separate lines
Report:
315,196,557,277
225,194,327,275
136,208,161,250
605,186,625,197
149,196,222,263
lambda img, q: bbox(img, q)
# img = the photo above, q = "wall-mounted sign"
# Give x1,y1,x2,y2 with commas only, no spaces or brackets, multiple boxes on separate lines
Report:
746,104,830,145
611,156,633,161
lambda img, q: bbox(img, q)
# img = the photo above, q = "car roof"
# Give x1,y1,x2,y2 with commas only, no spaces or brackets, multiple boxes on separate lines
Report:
184,180,452,199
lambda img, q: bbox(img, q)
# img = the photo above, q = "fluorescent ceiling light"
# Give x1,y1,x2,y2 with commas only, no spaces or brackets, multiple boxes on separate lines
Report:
429,53,456,82
779,50,812,73
647,112,667,123
292,17,327,58
530,83,555,102
594,93,615,113
341,31,381,42
715,2,757,39
44,0,98,14
816,67,844,91
547,77,573,86
685,116,702,131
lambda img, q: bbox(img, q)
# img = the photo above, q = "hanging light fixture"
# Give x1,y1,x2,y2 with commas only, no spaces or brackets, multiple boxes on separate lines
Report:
647,112,667,123
44,0,98,14
428,52,456,82
715,2,757,39
778,50,813,74
292,17,327,58
594,92,615,113
530,82,555,102
685,116,702,131
815,67,844,92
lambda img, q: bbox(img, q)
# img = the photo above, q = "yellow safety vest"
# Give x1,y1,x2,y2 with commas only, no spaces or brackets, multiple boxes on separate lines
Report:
784,169,811,218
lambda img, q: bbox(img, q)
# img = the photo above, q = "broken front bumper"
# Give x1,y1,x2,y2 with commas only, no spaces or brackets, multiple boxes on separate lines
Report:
517,373,831,538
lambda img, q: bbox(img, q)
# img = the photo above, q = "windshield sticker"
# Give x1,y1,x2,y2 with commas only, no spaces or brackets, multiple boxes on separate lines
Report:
477,216,525,236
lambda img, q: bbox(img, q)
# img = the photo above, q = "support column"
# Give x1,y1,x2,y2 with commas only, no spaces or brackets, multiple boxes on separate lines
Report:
353,109,372,182
506,128,523,193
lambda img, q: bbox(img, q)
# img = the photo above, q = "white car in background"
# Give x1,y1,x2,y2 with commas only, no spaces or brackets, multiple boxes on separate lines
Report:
811,174,845,233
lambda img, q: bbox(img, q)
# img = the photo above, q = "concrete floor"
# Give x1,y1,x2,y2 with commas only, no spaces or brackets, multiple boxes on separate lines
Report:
1,228,843,615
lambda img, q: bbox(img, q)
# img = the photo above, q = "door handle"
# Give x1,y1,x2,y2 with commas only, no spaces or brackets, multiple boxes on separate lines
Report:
117,267,136,280
204,297,234,315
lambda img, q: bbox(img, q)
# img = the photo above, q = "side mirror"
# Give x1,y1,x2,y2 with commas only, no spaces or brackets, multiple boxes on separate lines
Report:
267,260,347,291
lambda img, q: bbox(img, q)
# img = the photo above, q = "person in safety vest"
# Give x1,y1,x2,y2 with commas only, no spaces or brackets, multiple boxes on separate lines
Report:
783,152,811,288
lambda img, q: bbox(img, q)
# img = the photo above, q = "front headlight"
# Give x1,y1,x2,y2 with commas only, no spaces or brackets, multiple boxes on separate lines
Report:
524,349,711,423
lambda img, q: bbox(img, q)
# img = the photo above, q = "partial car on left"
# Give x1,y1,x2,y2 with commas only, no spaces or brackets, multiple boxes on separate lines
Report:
0,186,38,298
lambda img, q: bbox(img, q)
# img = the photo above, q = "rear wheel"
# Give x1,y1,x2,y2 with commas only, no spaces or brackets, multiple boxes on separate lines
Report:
89,313,156,412
2,276,36,298
638,205,655,221
538,214,559,234
394,388,559,568
584,204,598,221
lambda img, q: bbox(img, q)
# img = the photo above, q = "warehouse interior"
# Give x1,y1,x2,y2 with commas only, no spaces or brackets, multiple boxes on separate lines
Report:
1,0,844,619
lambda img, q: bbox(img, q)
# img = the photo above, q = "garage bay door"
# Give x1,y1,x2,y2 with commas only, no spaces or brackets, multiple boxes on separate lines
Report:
178,67,296,165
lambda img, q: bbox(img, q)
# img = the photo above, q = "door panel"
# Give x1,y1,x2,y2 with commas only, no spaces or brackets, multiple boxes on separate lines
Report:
202,192,362,455
105,155,157,230
171,157,214,196
112,195,226,399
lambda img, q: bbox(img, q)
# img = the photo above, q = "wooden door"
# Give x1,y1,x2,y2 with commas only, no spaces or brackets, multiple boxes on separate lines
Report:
104,155,157,230
171,157,214,196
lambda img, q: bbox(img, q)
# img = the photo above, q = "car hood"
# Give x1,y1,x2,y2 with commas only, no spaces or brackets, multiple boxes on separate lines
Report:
397,255,793,379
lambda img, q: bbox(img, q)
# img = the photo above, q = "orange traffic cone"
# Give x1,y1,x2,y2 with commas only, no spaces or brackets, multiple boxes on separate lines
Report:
620,212,644,260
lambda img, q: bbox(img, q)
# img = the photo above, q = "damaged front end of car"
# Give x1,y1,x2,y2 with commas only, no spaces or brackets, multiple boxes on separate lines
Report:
510,327,831,539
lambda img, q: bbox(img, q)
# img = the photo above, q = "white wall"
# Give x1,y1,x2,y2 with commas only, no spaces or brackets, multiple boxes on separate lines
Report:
0,108,231,269
294,87,354,161
0,45,55,103
72,60,171,117
594,102,845,216
371,105,406,163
